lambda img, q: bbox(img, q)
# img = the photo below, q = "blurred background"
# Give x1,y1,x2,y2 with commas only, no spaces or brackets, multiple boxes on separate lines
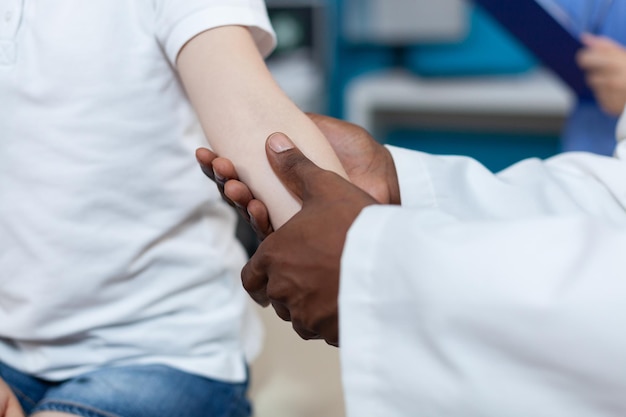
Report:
249,0,575,416
265,0,573,171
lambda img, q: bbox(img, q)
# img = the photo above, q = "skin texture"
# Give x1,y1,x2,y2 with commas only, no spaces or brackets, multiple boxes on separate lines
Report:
0,378,24,417
10,29,352,417
196,113,400,240
578,34,626,116
196,120,402,346
241,133,378,346
178,26,347,229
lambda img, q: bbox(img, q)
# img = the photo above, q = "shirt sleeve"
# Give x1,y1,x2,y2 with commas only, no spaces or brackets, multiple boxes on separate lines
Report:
153,0,276,65
387,144,626,221
339,147,626,416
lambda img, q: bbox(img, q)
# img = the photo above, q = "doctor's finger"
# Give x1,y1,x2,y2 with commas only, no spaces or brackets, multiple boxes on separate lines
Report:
211,157,240,183
265,132,328,202
244,284,270,308
214,180,249,221
241,251,272,307
296,313,339,347
247,199,273,241
292,322,321,341
224,180,255,214
270,301,291,322
196,147,219,181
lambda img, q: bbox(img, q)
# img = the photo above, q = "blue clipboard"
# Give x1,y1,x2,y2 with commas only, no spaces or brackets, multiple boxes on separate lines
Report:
472,0,594,99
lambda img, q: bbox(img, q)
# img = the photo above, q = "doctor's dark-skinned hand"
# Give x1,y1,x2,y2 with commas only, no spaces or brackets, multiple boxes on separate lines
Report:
241,133,378,347
196,114,400,241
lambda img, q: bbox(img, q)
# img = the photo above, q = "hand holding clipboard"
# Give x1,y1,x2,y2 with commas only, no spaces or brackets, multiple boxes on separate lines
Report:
472,0,594,99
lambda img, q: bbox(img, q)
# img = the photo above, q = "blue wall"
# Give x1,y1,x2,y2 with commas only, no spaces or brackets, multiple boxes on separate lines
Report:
326,0,562,172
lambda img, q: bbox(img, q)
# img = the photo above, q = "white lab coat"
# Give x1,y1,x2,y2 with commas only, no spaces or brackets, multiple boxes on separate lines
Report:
339,114,626,416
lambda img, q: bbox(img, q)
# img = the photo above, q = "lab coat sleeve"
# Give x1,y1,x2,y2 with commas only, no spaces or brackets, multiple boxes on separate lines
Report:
385,144,626,220
339,147,626,417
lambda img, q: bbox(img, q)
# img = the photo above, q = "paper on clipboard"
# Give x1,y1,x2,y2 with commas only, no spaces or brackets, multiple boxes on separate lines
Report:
472,0,593,99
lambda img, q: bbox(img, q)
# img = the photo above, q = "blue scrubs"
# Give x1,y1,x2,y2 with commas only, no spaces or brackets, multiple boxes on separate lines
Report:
551,0,626,155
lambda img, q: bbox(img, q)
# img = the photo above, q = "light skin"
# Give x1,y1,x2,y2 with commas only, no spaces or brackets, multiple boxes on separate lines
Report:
178,26,348,229
20,30,625,417
32,414,66,417
578,33,626,116
197,115,401,346
8,27,351,417
196,113,401,240
0,378,24,417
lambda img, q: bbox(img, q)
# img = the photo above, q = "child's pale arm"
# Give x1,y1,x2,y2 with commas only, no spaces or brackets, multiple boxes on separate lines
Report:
177,25,348,229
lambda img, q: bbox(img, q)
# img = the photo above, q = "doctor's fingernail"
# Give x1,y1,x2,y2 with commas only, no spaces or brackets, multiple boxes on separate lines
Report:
213,168,225,183
268,132,294,153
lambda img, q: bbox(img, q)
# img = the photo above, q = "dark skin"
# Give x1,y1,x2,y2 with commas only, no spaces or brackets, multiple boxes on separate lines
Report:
196,113,400,239
196,114,401,346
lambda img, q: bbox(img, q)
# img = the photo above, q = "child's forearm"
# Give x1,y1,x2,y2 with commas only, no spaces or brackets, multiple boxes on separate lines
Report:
177,26,347,229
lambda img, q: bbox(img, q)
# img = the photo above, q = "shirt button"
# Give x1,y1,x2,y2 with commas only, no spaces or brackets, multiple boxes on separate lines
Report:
4,11,13,22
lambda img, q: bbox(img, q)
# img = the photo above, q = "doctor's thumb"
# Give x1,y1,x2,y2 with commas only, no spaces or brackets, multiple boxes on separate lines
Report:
266,132,325,202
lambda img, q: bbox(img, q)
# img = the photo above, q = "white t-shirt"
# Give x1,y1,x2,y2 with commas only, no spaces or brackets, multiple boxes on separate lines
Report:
339,117,626,415
0,0,275,382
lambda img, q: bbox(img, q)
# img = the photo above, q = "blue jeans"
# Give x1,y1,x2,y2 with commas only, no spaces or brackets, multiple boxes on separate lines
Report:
0,361,251,417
